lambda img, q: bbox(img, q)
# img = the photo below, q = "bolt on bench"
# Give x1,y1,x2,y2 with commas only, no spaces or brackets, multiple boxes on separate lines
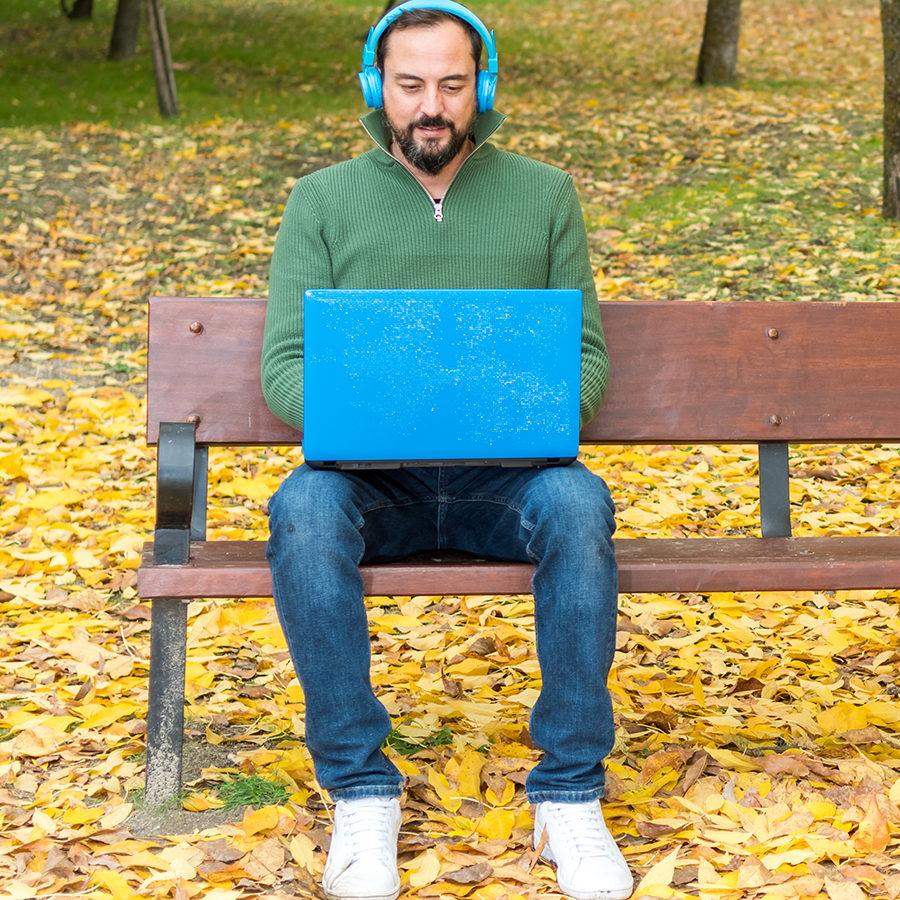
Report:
139,297,900,801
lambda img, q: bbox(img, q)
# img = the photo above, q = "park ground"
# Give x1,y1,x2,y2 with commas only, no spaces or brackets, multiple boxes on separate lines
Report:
1,0,900,897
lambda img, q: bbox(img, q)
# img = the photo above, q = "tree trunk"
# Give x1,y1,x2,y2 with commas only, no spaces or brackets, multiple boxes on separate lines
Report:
108,0,141,60
883,0,900,218
696,0,741,85
60,0,94,19
147,0,179,118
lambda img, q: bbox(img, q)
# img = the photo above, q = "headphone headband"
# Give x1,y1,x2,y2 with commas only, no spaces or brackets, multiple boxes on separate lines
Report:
358,0,499,111
362,0,498,74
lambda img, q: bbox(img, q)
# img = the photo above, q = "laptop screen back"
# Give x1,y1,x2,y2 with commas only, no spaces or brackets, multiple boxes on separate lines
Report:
302,289,582,469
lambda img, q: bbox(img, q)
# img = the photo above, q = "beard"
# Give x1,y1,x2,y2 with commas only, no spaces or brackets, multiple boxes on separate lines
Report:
384,111,476,176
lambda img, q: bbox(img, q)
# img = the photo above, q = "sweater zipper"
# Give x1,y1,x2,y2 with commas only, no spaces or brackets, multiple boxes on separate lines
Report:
368,137,477,225
360,112,506,226
400,161,463,224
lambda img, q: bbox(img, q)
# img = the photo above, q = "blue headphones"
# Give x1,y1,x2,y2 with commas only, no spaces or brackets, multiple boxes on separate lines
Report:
358,0,498,112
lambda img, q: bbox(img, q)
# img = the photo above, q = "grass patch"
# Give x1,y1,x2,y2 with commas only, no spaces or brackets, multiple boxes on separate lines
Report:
1,0,376,127
385,726,454,756
215,773,291,809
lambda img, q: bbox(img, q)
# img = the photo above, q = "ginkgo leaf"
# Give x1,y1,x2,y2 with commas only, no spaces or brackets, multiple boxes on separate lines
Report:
853,794,890,854
242,806,281,837
24,488,83,510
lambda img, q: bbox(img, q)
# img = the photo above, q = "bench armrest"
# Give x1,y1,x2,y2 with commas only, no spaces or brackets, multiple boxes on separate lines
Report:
154,421,206,565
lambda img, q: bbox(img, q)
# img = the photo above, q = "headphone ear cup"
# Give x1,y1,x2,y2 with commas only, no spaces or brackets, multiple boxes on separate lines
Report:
359,66,384,109
477,71,496,112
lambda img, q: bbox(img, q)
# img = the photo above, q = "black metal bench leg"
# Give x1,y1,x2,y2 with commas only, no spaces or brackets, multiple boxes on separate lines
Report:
759,442,792,538
145,596,189,803
145,424,205,802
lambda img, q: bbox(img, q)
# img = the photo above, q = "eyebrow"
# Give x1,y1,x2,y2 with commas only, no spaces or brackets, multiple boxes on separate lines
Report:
392,72,473,82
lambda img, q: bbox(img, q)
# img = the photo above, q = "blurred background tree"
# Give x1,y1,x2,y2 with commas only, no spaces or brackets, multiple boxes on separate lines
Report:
883,0,900,218
108,0,140,59
60,0,94,19
696,0,742,85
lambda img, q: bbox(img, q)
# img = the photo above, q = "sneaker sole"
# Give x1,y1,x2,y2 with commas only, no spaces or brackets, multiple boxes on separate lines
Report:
539,849,633,900
324,887,400,900
554,880,633,900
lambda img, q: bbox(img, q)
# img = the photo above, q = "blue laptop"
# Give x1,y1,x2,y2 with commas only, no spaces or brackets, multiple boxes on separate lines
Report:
302,289,582,469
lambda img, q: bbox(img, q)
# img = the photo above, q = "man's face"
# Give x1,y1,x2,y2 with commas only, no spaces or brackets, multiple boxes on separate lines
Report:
380,20,478,176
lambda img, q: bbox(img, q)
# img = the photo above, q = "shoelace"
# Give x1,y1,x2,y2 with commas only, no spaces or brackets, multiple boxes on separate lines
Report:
548,803,617,859
339,799,397,862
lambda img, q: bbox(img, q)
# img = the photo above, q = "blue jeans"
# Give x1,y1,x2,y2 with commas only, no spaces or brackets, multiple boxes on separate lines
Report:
266,462,619,803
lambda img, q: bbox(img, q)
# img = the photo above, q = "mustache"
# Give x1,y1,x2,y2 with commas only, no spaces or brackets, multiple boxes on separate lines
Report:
412,115,454,130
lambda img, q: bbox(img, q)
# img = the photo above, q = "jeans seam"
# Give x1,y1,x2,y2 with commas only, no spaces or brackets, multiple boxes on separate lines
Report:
356,497,438,518
527,788,606,802
330,782,405,801
443,492,528,517
441,494,539,562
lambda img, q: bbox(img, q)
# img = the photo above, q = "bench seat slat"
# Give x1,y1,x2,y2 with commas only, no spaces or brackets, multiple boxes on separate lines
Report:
139,536,900,599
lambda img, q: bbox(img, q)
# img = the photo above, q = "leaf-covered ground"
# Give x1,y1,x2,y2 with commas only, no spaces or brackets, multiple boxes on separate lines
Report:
2,0,900,897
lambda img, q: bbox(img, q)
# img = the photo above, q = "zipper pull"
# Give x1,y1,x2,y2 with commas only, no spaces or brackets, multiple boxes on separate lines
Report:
433,198,444,223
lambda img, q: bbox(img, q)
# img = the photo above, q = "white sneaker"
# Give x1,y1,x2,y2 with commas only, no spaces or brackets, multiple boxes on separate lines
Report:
322,797,402,900
534,800,634,900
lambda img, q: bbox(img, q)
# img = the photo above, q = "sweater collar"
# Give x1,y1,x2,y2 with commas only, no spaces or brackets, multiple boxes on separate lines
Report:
360,108,506,159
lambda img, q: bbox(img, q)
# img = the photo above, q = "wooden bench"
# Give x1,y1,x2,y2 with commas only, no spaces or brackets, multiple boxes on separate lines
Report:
138,296,900,801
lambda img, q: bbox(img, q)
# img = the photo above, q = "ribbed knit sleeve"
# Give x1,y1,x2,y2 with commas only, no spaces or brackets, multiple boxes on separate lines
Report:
261,180,334,432
546,176,609,427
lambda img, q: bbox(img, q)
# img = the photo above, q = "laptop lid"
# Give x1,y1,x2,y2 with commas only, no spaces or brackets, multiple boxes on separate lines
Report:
302,289,582,469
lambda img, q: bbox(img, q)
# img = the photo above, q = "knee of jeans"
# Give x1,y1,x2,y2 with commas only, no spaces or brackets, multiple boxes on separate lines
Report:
527,473,616,542
268,468,364,540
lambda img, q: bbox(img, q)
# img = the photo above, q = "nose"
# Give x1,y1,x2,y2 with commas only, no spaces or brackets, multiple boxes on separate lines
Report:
419,84,444,118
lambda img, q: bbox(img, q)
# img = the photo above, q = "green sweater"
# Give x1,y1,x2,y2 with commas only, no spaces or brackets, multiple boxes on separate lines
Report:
262,109,609,432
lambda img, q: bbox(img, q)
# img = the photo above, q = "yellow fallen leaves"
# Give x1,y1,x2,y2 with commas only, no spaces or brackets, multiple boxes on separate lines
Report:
1,0,899,891
0,378,897,899
588,443,900,540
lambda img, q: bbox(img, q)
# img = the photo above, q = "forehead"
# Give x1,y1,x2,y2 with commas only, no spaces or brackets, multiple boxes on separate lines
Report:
381,20,475,73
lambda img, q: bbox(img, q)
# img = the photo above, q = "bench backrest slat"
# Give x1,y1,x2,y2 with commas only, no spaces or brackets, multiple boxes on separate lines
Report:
147,297,900,446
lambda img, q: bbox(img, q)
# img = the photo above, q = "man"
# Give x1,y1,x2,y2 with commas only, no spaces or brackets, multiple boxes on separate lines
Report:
261,3,632,900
